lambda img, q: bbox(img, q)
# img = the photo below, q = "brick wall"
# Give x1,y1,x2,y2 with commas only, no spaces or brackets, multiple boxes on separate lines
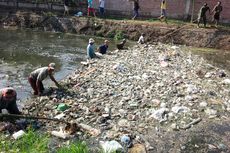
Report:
94,0,229,23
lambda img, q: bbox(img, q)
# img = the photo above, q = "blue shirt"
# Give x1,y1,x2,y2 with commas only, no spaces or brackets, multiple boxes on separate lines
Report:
88,0,93,8
87,43,95,59
99,44,108,54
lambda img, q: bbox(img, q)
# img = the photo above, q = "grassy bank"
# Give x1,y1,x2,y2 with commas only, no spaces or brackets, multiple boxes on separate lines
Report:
0,130,89,153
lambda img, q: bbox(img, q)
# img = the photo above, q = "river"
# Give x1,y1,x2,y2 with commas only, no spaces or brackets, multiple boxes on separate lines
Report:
0,29,229,102
0,29,123,101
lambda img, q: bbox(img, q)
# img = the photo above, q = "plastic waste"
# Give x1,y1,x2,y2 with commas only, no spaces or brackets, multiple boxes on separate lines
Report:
74,12,83,17
54,113,65,119
12,130,25,139
121,135,132,148
57,103,69,111
51,128,70,139
100,140,123,153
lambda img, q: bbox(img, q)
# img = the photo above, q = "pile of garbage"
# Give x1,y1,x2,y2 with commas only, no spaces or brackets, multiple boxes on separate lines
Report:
23,43,230,151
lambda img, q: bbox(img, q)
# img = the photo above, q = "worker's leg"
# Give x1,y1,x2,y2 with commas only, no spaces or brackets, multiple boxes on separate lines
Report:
203,16,207,28
87,8,90,16
39,81,44,93
28,77,38,95
197,16,201,27
93,9,96,17
132,9,138,19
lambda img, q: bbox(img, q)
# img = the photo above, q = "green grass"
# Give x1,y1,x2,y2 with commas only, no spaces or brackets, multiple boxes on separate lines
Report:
147,18,187,25
57,141,89,153
188,47,218,53
0,130,89,153
0,130,49,153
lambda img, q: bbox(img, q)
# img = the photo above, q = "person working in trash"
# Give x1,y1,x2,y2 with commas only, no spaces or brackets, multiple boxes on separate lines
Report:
97,40,109,55
87,38,97,59
0,87,21,115
28,63,60,96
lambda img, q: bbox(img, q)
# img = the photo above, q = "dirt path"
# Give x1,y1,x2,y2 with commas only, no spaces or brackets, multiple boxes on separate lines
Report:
0,9,230,51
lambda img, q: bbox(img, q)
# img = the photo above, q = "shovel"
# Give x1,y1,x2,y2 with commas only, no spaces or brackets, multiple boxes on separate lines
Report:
0,113,69,124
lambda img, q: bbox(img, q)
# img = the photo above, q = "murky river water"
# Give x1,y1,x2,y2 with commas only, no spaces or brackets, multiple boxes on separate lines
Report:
0,29,124,101
187,47,230,71
0,29,229,102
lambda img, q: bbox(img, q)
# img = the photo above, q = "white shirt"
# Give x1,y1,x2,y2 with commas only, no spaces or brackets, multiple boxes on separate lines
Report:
138,35,144,44
99,0,105,8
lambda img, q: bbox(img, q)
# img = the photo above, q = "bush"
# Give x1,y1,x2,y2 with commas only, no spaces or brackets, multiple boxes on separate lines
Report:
114,30,124,41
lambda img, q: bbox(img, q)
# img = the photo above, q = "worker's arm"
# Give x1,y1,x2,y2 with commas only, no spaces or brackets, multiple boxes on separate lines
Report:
49,74,60,87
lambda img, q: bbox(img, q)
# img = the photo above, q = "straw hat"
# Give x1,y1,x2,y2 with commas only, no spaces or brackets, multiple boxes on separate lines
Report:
89,38,95,44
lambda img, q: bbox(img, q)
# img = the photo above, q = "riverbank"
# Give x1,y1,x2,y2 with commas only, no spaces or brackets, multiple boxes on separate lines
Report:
1,9,230,152
21,43,230,152
0,9,230,50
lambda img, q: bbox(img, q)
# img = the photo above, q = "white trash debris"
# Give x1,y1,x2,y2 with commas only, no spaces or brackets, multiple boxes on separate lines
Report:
100,140,123,153
12,130,25,139
172,106,190,114
150,108,169,121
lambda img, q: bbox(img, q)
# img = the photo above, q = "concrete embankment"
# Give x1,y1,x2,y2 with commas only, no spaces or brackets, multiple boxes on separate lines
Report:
0,9,230,51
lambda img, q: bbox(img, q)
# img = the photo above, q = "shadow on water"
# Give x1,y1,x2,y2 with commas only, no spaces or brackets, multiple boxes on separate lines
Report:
0,29,133,101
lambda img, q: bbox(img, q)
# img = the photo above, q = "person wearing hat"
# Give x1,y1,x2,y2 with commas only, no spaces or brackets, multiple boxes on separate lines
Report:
97,40,109,54
0,87,21,114
116,39,126,50
137,33,145,44
87,38,96,59
28,63,59,96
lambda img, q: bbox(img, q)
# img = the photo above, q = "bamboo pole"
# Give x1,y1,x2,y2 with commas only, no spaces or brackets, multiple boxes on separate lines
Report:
0,113,69,124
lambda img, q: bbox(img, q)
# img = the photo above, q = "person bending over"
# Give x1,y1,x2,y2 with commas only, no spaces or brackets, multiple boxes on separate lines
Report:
28,63,59,96
0,87,21,115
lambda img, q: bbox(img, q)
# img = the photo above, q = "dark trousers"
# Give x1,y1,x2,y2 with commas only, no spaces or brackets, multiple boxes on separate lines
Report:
198,15,207,27
99,7,104,16
133,9,139,19
28,77,44,94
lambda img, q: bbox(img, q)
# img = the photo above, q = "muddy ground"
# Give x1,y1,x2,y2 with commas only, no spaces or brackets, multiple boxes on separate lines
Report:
0,9,230,51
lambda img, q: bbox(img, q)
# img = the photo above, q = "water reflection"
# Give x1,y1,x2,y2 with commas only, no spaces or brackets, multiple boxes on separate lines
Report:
0,29,122,101
185,47,230,72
